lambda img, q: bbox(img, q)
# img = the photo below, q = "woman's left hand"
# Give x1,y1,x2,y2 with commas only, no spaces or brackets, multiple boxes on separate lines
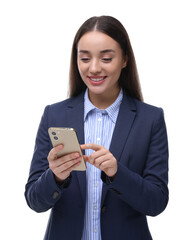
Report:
80,143,118,178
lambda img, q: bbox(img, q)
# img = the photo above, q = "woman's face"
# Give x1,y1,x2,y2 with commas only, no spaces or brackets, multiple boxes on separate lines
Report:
77,31,127,101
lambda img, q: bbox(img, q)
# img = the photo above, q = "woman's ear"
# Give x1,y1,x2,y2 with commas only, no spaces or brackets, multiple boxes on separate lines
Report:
122,55,128,68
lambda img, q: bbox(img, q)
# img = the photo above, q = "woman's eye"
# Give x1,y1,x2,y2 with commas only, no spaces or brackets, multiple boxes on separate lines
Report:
102,58,112,62
81,58,90,62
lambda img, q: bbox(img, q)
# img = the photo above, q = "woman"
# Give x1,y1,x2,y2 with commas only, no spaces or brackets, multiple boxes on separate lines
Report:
25,16,169,240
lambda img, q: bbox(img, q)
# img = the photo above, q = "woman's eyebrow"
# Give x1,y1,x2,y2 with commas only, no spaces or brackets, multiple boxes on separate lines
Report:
100,49,115,53
78,50,89,54
78,49,115,54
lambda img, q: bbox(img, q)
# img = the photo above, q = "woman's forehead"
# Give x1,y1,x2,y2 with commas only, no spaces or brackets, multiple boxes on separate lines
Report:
77,31,121,53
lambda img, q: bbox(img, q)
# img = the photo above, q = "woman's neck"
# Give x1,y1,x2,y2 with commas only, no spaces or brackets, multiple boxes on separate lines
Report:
88,88,120,109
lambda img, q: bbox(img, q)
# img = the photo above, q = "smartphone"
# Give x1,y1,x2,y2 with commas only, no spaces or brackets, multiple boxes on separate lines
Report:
48,127,86,171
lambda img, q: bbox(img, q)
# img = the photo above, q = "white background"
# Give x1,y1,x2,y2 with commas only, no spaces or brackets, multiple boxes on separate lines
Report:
0,0,194,239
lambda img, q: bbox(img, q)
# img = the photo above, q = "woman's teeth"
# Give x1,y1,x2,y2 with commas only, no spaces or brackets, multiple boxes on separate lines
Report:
90,77,104,82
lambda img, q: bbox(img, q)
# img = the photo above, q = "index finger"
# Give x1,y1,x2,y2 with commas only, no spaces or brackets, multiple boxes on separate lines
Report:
80,143,103,151
48,144,64,161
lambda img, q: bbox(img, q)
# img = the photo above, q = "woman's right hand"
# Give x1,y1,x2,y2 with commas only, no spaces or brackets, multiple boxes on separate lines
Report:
47,144,81,183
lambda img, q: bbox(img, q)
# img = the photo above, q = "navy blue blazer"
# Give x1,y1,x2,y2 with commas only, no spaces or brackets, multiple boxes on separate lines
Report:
25,91,169,240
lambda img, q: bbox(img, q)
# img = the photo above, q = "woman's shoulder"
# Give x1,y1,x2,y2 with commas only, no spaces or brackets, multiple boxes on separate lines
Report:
136,99,163,112
125,94,164,120
46,92,85,111
135,100,165,126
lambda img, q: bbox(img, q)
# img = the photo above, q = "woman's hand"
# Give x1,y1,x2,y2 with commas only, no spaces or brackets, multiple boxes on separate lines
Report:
47,144,81,183
81,143,118,178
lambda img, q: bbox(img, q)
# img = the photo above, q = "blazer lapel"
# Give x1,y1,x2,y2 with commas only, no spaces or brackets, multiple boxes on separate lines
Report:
109,94,137,161
101,93,137,205
64,93,86,204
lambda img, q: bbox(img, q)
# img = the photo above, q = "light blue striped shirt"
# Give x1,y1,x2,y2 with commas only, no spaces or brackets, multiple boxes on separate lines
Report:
81,88,123,240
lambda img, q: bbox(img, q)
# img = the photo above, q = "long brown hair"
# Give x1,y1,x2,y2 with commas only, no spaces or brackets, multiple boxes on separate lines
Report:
69,16,143,101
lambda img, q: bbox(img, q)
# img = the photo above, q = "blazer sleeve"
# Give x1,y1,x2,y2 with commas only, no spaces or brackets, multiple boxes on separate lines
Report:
24,106,67,213
102,108,169,217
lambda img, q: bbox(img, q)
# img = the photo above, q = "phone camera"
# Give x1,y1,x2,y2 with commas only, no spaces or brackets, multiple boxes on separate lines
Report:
54,136,58,140
52,132,56,135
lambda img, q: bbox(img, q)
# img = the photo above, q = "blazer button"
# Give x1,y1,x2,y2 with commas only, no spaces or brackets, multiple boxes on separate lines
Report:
101,206,106,213
52,191,59,199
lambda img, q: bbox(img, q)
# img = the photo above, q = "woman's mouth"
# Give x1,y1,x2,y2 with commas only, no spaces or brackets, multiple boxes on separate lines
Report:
88,76,107,85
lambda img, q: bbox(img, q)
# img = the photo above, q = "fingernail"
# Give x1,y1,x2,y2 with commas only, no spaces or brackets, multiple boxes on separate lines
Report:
74,153,80,158
58,144,64,150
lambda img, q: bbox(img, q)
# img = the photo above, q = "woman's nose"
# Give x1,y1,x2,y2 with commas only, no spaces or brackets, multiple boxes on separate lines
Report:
89,59,101,74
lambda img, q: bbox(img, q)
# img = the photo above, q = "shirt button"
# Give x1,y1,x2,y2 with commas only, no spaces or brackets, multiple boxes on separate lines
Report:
94,228,97,233
95,183,98,187
94,205,97,210
97,137,100,142
98,118,102,122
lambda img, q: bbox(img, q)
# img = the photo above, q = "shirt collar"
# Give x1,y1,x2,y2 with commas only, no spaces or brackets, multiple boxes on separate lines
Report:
84,88,123,123
84,89,96,120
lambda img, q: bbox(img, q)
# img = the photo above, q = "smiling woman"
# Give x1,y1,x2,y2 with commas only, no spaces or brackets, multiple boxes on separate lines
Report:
69,16,143,102
77,31,127,109
25,15,169,240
